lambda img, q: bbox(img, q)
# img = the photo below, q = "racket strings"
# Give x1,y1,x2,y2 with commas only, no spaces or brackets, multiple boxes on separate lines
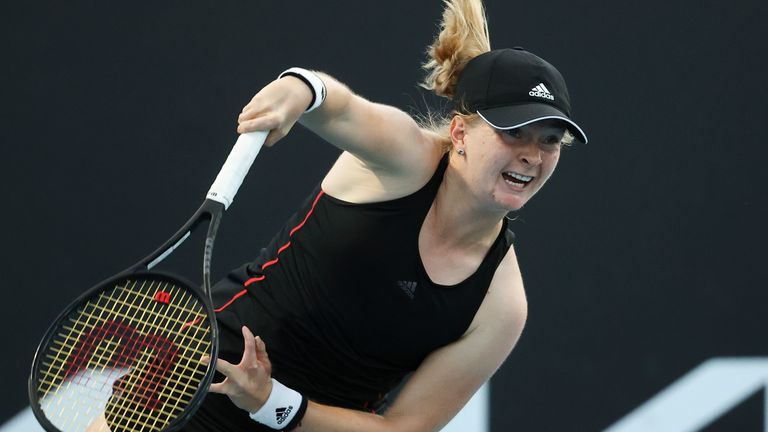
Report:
105,283,184,429
106,283,211,432
106,300,182,430
35,277,213,432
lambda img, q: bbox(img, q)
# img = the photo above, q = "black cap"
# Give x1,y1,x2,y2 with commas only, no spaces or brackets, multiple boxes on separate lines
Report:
455,47,588,143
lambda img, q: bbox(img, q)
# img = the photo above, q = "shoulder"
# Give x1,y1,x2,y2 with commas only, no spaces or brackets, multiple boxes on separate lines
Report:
322,128,447,203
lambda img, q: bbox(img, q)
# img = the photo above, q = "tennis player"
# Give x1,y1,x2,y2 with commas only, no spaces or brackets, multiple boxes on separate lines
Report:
93,0,588,431
196,0,588,431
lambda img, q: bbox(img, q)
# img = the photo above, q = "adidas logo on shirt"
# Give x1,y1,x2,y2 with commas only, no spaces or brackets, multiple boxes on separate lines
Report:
529,83,554,100
275,406,294,425
397,280,417,299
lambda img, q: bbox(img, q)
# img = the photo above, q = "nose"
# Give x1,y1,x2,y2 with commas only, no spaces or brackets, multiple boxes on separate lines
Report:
518,139,542,166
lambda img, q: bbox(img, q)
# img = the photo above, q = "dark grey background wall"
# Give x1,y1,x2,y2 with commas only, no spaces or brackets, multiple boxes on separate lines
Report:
2,1,767,431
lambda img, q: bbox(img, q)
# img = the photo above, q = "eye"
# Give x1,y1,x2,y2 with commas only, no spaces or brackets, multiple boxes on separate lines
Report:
533,135,560,153
503,128,522,139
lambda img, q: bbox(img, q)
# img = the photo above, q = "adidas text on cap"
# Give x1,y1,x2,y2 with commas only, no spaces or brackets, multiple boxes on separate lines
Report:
455,47,588,143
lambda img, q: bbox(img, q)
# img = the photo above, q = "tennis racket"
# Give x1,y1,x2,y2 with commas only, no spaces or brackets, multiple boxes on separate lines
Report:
28,130,268,432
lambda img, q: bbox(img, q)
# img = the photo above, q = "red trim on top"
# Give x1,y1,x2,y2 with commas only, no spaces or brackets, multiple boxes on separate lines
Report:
243,275,265,287
277,242,292,254
215,190,325,313
214,288,249,313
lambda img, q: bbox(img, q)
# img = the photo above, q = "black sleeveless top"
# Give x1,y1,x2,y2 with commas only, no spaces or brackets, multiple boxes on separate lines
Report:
209,154,514,415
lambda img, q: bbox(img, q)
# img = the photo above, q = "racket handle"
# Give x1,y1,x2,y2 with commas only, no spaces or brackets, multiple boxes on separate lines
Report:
207,131,268,209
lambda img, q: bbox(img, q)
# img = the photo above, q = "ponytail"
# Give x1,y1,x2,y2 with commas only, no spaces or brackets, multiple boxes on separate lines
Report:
419,0,491,150
421,0,491,100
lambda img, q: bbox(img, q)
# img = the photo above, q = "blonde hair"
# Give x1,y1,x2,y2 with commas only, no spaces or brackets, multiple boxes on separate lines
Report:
419,0,491,150
421,0,491,99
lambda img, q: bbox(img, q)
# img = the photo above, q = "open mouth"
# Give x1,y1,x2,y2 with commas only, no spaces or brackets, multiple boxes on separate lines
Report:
502,171,534,188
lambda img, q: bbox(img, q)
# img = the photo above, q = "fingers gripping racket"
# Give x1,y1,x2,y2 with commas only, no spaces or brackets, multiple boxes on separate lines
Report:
29,131,268,432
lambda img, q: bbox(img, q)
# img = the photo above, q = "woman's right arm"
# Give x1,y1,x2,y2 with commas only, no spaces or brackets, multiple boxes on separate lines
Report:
237,71,440,177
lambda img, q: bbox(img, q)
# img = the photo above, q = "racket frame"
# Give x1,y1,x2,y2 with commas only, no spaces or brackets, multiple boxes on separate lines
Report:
28,199,225,432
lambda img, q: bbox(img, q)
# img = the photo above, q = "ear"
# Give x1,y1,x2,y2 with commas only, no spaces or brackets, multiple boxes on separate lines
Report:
449,115,467,147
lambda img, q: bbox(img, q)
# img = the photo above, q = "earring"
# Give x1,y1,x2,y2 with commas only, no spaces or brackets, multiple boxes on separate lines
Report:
456,148,466,156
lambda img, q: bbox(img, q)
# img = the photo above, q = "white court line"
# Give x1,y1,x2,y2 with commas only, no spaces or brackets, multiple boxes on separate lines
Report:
605,357,768,432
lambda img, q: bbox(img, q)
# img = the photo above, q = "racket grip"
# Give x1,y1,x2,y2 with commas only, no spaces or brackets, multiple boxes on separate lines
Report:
207,131,268,209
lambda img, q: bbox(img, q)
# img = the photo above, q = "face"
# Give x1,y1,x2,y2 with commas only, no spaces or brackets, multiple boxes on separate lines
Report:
450,117,565,212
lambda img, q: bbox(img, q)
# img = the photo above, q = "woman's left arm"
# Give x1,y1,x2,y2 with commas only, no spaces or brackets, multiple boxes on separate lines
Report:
210,246,527,432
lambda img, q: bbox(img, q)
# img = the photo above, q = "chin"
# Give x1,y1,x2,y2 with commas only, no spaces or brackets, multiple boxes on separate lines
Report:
493,178,541,212
494,194,530,212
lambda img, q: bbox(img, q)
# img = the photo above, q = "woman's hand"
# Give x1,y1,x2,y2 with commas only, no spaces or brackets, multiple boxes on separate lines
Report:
237,76,314,147
206,326,274,413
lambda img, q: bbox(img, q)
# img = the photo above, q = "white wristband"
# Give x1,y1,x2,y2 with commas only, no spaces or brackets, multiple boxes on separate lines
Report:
278,67,327,113
248,378,307,430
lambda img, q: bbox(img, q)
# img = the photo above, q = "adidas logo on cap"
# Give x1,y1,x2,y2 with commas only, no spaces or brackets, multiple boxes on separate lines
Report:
529,83,554,101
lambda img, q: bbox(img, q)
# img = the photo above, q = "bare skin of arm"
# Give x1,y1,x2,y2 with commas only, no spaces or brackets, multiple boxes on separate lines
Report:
237,73,445,203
